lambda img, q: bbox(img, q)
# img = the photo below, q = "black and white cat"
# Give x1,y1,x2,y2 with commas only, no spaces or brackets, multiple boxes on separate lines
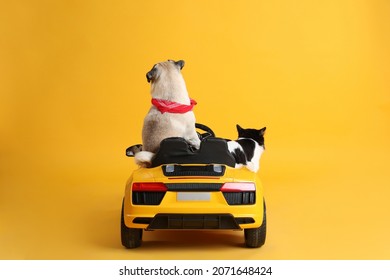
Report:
227,125,266,172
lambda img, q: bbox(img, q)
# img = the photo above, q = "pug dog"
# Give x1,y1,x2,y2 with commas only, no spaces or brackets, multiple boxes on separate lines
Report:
134,60,201,167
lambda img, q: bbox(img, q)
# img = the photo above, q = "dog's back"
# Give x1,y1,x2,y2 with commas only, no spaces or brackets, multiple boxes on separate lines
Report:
135,60,200,167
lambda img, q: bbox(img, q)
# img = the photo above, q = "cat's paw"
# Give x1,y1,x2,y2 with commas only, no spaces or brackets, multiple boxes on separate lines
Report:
246,162,259,173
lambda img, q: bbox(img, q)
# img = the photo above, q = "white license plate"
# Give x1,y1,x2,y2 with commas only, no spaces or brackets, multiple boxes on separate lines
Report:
177,192,211,201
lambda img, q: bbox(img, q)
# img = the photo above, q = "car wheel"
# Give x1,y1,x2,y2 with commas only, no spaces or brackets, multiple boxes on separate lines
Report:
121,199,143,248
244,200,266,248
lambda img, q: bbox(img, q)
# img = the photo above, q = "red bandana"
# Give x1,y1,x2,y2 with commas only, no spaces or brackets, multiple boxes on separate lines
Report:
151,98,197,114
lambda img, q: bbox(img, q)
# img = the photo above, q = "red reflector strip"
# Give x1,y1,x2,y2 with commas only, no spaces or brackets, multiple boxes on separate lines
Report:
132,182,167,192
220,182,255,192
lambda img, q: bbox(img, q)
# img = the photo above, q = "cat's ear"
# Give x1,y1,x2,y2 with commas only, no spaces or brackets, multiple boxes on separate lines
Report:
259,127,266,136
236,124,244,133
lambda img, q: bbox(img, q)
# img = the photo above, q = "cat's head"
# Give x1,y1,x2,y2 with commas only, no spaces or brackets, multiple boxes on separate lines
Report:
236,125,266,147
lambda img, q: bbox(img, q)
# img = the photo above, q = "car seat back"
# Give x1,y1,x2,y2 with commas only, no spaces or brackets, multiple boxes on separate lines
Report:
150,137,236,168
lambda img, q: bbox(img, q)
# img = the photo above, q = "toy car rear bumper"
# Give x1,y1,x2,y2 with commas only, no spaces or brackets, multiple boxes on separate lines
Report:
125,211,262,230
123,193,264,230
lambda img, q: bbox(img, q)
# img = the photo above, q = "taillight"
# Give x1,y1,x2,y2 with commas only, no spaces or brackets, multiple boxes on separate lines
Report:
132,182,167,192
132,183,167,205
220,182,255,192
221,183,256,205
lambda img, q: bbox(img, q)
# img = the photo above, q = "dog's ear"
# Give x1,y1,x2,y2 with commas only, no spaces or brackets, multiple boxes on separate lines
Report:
146,65,157,83
174,60,185,70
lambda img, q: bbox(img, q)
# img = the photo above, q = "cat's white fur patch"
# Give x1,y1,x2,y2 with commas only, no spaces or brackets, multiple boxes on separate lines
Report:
227,140,241,152
246,141,264,172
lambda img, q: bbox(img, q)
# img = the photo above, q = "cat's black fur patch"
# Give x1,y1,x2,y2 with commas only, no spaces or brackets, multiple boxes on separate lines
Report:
231,147,247,165
236,138,256,161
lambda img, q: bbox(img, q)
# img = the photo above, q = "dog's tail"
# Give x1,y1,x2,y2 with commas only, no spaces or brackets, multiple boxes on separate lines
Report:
134,151,155,168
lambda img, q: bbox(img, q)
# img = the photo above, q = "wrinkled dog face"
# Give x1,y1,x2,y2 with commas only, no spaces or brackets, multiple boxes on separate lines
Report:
146,60,185,83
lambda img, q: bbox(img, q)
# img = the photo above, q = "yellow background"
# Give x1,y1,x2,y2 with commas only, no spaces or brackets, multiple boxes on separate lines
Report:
1,0,389,259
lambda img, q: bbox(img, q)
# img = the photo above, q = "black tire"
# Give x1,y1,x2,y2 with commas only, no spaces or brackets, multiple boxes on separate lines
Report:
121,200,143,248
244,200,267,248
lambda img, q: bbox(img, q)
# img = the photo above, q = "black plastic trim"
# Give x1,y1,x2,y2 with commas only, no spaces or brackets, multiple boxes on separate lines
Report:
162,164,226,177
235,217,255,224
133,217,153,224
132,192,166,205
147,214,241,230
223,192,256,205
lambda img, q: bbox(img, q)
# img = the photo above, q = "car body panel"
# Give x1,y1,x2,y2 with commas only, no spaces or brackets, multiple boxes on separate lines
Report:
123,164,264,230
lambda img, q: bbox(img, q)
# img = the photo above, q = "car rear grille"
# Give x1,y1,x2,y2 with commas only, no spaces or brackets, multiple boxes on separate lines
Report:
162,164,226,177
147,214,241,230
223,192,256,205
133,216,255,226
132,192,165,205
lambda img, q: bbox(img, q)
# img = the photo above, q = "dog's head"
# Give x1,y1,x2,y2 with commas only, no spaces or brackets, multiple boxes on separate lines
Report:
146,60,185,83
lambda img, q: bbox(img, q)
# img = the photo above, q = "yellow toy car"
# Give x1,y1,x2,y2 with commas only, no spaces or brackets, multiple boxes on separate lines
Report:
121,124,266,248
